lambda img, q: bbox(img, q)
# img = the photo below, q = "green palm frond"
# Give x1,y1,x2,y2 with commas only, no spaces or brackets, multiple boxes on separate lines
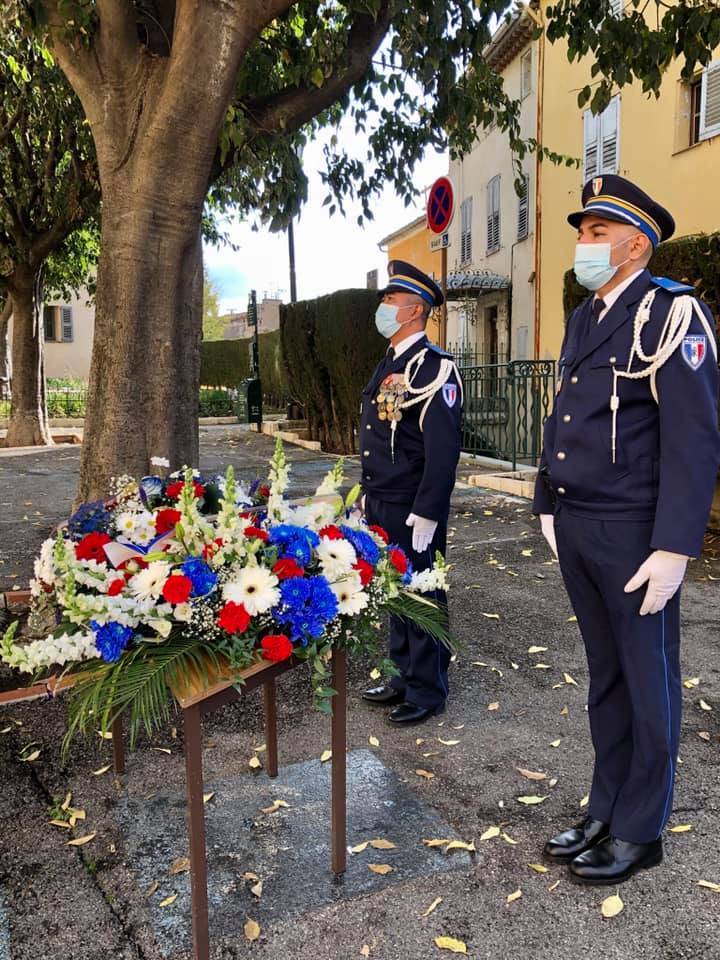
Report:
63,635,219,756
386,592,455,652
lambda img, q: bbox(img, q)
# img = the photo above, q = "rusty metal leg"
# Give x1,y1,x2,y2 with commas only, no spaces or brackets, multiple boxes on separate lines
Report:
184,704,210,960
331,647,347,875
111,714,125,775
263,678,279,778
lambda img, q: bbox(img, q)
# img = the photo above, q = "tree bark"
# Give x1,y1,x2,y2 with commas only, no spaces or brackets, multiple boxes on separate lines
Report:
5,272,52,447
0,298,11,395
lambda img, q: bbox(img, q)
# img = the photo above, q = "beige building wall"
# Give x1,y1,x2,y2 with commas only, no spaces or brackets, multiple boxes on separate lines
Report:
7,287,95,381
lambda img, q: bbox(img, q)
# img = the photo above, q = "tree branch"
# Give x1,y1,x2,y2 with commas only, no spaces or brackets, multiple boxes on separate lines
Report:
95,0,142,78
241,4,392,138
41,0,102,99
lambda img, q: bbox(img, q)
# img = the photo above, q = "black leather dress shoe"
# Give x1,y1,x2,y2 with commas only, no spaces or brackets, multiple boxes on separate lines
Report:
543,817,610,864
388,702,445,725
569,836,663,885
362,685,405,706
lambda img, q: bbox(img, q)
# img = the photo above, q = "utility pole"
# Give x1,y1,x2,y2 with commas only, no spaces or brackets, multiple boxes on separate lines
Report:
288,219,297,303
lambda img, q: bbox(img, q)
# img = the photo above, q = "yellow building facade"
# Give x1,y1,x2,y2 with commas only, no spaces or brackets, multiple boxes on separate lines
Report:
537,4,720,359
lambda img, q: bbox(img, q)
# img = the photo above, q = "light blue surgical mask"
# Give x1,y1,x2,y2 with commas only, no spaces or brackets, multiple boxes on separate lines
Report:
374,302,415,339
573,239,632,291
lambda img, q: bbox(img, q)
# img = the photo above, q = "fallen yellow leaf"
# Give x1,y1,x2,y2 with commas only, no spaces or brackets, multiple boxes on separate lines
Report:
480,826,501,841
487,702,500,711
20,749,41,763
152,747,172,755
368,863,393,875
501,832,519,845
169,857,190,875
416,769,435,779
698,731,711,741
528,646,547,654
438,738,460,746
351,841,369,854
248,756,262,770
320,750,332,762
560,706,569,716
146,881,159,898
369,668,381,680
203,792,214,804
517,768,547,781
521,549,533,557
423,838,452,848
601,893,624,918
481,612,500,620
699,699,712,711
550,739,562,747
548,879,560,892
435,936,467,954
369,838,396,850
563,673,578,686
416,737,425,745
580,794,589,808
444,840,476,853
669,824,693,833
49,819,72,830
67,833,96,846
244,919,261,941
368,736,380,747
697,880,720,893
92,764,111,776
507,889,523,903
260,799,290,814
360,946,371,958
534,663,551,670
421,896,443,917
528,863,548,874
567,616,577,623
683,677,700,689
517,795,546,805
159,894,178,908
250,881,263,898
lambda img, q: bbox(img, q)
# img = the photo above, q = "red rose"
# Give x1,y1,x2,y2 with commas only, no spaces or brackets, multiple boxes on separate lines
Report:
261,634,293,662
258,484,271,498
319,525,344,540
107,579,125,596
202,538,224,561
244,525,269,541
216,601,251,634
369,524,390,544
353,559,374,587
273,558,305,580
388,547,409,575
162,574,193,604
75,532,112,563
155,508,181,535
165,480,205,500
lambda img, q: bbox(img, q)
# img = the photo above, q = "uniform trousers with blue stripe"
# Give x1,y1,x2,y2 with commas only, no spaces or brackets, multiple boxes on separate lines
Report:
554,508,681,844
365,494,450,711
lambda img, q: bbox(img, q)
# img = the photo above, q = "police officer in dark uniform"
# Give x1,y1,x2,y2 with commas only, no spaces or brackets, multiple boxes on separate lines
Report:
361,260,463,725
535,175,720,884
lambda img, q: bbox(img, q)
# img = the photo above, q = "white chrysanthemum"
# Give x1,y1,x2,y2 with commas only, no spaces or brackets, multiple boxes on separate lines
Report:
330,572,368,616
291,501,338,530
408,567,449,593
128,560,172,600
222,565,280,615
316,536,357,581
150,455,170,468
174,603,193,623
1,631,99,674
33,537,56,586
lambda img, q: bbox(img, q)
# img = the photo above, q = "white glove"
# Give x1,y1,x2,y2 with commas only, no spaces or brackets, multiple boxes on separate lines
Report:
624,550,689,616
540,513,558,558
405,512,438,554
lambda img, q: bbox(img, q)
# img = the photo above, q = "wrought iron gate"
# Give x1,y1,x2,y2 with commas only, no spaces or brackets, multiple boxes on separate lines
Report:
457,359,556,469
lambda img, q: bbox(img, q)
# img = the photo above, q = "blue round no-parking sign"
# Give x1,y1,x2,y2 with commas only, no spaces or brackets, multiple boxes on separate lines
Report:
426,176,454,234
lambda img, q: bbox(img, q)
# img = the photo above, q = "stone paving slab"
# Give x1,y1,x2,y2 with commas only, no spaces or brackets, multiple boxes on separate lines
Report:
116,750,472,957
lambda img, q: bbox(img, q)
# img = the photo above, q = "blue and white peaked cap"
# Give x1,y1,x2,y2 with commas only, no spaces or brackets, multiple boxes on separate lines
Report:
568,174,675,248
381,259,444,308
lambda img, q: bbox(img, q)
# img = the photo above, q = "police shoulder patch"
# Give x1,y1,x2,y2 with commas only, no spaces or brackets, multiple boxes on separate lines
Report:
442,382,458,407
651,276,696,295
681,335,707,370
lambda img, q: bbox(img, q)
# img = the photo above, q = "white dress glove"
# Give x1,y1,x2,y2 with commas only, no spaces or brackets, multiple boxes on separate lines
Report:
405,512,438,554
540,513,558,558
624,550,689,616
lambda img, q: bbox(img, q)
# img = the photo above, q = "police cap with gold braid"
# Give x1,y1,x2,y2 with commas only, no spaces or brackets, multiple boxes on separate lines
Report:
568,174,675,248
380,259,444,308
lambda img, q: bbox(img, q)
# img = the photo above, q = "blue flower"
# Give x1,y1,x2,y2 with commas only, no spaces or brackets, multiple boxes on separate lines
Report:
139,476,164,506
269,524,320,566
274,575,338,645
181,557,217,597
340,525,380,565
67,501,113,538
91,621,134,663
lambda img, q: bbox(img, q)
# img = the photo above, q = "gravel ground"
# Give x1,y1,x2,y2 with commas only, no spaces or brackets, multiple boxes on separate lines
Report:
0,429,718,960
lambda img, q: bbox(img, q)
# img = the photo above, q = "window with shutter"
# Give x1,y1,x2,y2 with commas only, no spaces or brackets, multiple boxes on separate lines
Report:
486,176,501,253
699,60,720,141
517,175,529,240
520,49,532,100
583,96,619,181
61,306,73,342
43,305,56,342
611,0,624,16
460,197,473,265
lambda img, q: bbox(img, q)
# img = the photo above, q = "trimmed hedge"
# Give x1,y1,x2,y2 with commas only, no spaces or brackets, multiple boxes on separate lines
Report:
199,329,288,410
563,232,720,328
281,289,384,453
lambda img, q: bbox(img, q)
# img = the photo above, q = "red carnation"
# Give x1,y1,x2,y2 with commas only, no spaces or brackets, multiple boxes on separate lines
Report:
155,508,181,535
107,578,125,596
216,601,251,634
388,547,409,575
244,525,269,541
75,532,112,563
319,524,344,540
165,479,206,500
161,574,193,604
273,558,305,580
369,524,390,544
353,559,374,587
258,484,271,498
202,538,224,561
261,634,293,662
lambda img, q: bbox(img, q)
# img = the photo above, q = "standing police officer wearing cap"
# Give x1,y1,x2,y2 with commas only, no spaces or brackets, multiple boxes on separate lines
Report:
361,260,463,726
534,175,720,885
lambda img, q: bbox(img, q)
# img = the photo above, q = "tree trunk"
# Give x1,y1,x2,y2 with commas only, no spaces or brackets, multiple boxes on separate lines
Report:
0,298,11,396
710,479,720,534
5,273,52,447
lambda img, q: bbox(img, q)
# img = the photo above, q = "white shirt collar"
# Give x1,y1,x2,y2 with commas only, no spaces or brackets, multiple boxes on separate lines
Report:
392,330,426,358
594,269,644,320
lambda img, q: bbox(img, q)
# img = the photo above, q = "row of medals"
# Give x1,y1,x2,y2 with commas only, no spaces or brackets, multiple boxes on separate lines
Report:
377,376,407,422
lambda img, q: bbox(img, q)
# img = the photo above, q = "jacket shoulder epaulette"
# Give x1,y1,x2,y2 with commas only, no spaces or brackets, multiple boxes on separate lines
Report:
425,342,453,359
651,276,696,295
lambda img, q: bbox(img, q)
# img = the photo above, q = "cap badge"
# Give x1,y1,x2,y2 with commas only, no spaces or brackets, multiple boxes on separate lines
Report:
592,177,603,196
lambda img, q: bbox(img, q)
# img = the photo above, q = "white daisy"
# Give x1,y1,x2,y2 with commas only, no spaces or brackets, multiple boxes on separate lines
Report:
316,536,357,581
330,572,368,616
128,560,172,600
222,565,279,615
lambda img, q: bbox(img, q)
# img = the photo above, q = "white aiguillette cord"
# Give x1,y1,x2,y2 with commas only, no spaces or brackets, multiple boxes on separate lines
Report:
609,293,717,463
388,349,464,462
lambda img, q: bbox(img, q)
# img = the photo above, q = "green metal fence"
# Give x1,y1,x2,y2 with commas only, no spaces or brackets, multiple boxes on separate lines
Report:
457,359,556,469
